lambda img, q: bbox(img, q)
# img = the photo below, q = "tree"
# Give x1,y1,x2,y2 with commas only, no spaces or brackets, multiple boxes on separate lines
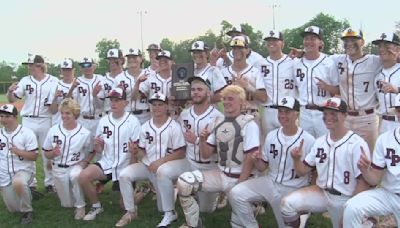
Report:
95,38,120,75
0,61,14,82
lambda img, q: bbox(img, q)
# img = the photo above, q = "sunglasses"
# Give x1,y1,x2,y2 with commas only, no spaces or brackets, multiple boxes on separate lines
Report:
80,63,92,68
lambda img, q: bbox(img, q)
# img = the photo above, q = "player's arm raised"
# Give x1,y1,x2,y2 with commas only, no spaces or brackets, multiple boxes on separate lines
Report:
251,150,268,172
132,74,148,100
290,139,312,176
7,82,19,103
65,78,79,98
357,146,384,186
199,124,216,159
10,144,38,161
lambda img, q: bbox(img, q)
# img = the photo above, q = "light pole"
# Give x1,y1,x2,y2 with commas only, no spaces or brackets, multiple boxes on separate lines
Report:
137,10,147,52
271,4,280,30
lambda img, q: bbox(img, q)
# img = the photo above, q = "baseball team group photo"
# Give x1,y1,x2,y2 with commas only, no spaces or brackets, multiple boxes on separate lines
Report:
1,1,400,228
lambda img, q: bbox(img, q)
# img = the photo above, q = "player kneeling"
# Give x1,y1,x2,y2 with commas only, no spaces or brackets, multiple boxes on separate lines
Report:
229,96,315,228
176,85,259,228
280,98,370,228
43,98,94,220
0,104,38,224
343,93,400,227
116,93,186,227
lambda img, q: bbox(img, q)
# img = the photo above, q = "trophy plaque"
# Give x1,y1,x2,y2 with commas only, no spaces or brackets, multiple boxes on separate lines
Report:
171,63,194,100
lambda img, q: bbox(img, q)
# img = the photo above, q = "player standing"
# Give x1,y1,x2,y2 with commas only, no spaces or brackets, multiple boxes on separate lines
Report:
144,43,161,75
103,48,125,114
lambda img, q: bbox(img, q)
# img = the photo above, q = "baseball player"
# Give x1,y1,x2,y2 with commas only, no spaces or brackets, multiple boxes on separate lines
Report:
50,58,75,126
116,93,186,227
343,93,400,227
293,26,339,138
144,43,161,75
0,104,38,224
280,97,370,228
43,98,94,220
115,48,151,124
328,28,382,150
190,40,227,103
220,36,267,115
212,24,264,69
372,32,400,133
229,96,315,228
260,30,297,137
176,85,259,228
103,48,125,114
78,87,141,221
7,54,58,193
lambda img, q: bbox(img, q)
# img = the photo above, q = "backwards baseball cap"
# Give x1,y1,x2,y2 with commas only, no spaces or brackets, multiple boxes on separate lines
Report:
230,36,249,48
156,50,172,60
79,57,94,68
0,104,18,116
125,48,142,57
341,28,364,40
188,76,212,90
22,54,45,65
318,97,347,113
60,58,73,69
227,24,246,36
149,93,168,104
302,26,324,40
189,41,209,52
146,43,161,51
107,48,123,59
372,32,400,46
264,30,284,41
272,96,300,111
106,87,127,100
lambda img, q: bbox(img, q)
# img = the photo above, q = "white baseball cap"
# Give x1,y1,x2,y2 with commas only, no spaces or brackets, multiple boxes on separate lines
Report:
227,24,245,36
146,43,161,51
189,41,209,52
0,104,18,116
22,54,45,65
60,58,73,69
149,93,168,103
318,97,347,113
125,48,142,57
22,54,34,64
107,48,123,59
341,28,364,40
264,30,284,41
273,96,300,111
372,32,400,46
302,26,324,40
156,50,172,60
230,36,249,48
79,57,94,68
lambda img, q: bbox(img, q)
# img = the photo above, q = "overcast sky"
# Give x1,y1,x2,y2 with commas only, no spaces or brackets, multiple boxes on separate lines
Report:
1,0,398,64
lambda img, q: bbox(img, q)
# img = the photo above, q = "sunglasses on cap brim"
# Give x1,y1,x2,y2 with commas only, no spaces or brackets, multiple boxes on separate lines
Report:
80,63,93,68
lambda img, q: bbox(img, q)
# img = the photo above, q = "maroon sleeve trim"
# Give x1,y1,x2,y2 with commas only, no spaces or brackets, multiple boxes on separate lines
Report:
371,163,386,170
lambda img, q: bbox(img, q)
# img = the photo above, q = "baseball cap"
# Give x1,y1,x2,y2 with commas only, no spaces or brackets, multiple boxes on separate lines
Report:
230,36,249,48
189,41,209,52
156,50,172,60
22,54,45,65
60,58,73,69
272,96,300,111
302,26,324,40
318,97,347,113
264,30,284,41
149,93,168,104
372,32,400,46
146,43,161,51
79,57,94,68
106,87,127,100
188,76,212,90
341,28,364,40
0,104,18,116
227,24,246,36
125,48,142,57
107,48,123,59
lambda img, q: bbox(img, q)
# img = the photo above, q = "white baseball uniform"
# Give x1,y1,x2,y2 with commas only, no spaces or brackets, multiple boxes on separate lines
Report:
13,74,59,187
374,63,400,133
102,73,118,113
281,130,370,228
230,127,315,228
42,123,92,208
293,54,339,138
114,70,151,124
95,112,141,181
194,63,227,94
343,127,400,227
216,50,264,69
139,73,172,99
0,125,38,213
331,54,381,150
51,80,73,126
119,117,186,213
260,55,297,135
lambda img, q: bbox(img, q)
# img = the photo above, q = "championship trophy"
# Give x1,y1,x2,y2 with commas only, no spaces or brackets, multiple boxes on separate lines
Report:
171,63,194,100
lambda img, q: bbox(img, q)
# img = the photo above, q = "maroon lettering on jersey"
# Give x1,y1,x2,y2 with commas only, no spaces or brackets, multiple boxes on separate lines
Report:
338,62,345,74
150,83,161,93
0,140,6,150
119,81,128,90
183,120,191,130
296,69,305,82
53,136,62,145
26,85,34,94
316,148,327,163
103,126,112,138
270,143,278,159
104,83,112,92
78,86,88,96
385,148,400,166
261,65,270,77
145,132,153,144
224,77,233,85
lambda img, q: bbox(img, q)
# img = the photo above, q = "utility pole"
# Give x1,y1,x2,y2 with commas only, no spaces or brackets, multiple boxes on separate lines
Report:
137,10,147,52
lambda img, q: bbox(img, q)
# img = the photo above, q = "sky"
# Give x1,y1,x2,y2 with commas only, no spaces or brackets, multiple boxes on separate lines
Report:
0,0,399,64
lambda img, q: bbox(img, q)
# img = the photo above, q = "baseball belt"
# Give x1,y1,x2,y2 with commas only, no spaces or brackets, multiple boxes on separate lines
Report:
382,115,396,121
347,108,374,116
131,109,151,115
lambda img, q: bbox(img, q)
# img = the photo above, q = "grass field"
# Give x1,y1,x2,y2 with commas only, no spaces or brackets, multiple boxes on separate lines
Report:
0,93,332,227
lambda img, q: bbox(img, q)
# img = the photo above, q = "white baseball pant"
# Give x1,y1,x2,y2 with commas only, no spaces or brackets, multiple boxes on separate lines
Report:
343,188,400,227
77,117,100,160
22,117,53,187
0,170,34,212
379,118,400,135
281,185,350,228
345,114,378,151
133,111,151,125
52,164,85,208
261,107,281,139
299,107,327,139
